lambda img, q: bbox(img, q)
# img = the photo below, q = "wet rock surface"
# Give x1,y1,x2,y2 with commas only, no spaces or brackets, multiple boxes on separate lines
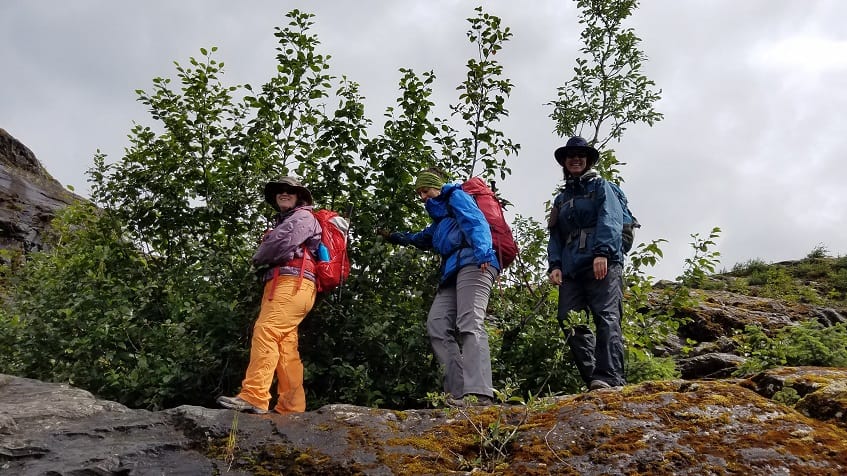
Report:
0,128,82,254
3,370,847,475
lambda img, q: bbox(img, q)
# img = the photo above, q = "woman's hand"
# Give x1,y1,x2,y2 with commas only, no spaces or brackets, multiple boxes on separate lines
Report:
259,228,273,244
548,269,562,286
593,256,608,280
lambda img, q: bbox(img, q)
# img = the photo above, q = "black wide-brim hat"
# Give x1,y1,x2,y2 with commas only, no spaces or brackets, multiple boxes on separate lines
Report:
263,176,313,209
554,136,600,167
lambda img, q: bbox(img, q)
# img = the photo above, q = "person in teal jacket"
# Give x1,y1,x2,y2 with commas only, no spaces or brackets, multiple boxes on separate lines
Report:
547,136,626,390
385,167,499,406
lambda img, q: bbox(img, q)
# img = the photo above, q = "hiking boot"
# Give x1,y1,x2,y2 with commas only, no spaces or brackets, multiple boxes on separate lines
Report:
589,380,612,391
446,396,467,408
448,394,494,407
467,394,494,406
216,395,268,414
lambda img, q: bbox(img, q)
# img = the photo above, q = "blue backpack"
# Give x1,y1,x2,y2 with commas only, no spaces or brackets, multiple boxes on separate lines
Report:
607,182,640,253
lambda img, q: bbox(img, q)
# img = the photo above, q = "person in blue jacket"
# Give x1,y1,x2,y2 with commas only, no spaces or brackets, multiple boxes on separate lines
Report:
384,167,500,406
547,136,626,390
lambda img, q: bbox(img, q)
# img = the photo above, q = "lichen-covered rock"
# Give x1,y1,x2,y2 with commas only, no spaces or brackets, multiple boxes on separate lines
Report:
742,366,847,430
657,289,847,380
3,372,847,475
680,290,832,342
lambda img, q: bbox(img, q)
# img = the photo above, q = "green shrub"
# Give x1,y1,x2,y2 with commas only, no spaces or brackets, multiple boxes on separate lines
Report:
679,227,721,288
730,258,769,277
727,277,750,294
832,268,847,293
758,268,800,300
794,259,833,280
806,244,830,259
772,386,801,406
735,321,847,376
626,349,679,384
3,203,255,409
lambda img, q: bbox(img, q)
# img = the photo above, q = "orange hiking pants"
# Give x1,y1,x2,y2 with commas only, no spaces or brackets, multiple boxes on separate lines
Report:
237,276,316,413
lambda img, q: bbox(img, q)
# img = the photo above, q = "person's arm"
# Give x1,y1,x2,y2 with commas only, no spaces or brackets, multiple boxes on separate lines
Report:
547,196,563,274
388,224,435,250
252,209,319,266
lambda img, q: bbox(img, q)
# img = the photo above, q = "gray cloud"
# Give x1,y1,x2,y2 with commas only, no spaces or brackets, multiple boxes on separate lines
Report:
1,0,845,280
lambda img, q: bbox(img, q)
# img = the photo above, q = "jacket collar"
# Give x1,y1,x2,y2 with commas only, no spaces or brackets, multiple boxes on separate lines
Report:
562,169,599,190
424,182,462,219
275,204,314,223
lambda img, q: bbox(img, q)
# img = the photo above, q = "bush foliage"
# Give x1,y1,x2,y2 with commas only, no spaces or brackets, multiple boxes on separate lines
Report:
0,5,686,410
735,321,847,375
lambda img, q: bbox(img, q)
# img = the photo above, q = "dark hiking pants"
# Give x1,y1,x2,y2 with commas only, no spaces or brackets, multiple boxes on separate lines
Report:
557,263,625,387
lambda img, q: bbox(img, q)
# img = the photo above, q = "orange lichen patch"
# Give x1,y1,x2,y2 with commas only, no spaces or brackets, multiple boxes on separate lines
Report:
510,434,569,462
594,427,649,454
668,388,847,471
206,440,346,475
767,366,847,381
380,403,559,474
546,380,847,472
742,366,847,400
209,377,847,474
383,414,488,474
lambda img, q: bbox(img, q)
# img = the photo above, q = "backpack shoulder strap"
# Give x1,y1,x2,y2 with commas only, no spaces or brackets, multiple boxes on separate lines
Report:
549,190,568,229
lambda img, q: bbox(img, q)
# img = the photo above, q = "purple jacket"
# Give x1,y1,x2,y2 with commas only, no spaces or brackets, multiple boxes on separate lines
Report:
253,206,322,282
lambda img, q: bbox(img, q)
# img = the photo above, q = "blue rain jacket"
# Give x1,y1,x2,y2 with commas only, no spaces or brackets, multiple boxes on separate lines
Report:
547,171,624,278
392,183,499,284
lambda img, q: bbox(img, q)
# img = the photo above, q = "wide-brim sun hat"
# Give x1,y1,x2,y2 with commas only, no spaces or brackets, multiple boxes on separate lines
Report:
554,136,600,168
263,176,313,209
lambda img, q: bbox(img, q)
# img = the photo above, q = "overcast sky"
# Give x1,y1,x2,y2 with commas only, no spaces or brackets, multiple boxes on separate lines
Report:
2,1,846,280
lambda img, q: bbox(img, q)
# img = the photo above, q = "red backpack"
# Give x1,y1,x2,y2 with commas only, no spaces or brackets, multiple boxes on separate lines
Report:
308,209,351,293
461,177,519,269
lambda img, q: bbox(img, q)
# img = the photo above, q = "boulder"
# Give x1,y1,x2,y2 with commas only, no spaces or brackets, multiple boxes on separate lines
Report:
741,366,847,430
2,371,847,475
676,352,746,379
0,128,82,255
650,289,847,380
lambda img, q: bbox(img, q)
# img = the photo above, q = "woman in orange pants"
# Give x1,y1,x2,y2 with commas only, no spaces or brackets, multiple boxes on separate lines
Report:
217,176,321,414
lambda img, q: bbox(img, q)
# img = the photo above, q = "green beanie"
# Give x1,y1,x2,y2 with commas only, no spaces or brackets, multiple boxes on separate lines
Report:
414,171,444,191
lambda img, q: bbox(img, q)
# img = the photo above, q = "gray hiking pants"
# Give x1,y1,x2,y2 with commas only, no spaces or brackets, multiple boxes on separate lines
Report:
427,265,497,399
557,263,626,387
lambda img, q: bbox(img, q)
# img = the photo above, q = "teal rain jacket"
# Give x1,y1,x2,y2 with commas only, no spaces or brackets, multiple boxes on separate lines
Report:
547,171,624,278
391,183,499,284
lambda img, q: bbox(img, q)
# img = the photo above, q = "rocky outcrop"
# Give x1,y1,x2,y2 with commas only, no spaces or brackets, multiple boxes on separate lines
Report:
660,290,847,380
742,366,847,429
0,128,82,254
2,370,846,475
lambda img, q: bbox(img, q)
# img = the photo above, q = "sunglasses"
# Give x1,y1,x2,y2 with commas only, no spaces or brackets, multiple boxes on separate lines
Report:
565,153,588,159
275,186,298,196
